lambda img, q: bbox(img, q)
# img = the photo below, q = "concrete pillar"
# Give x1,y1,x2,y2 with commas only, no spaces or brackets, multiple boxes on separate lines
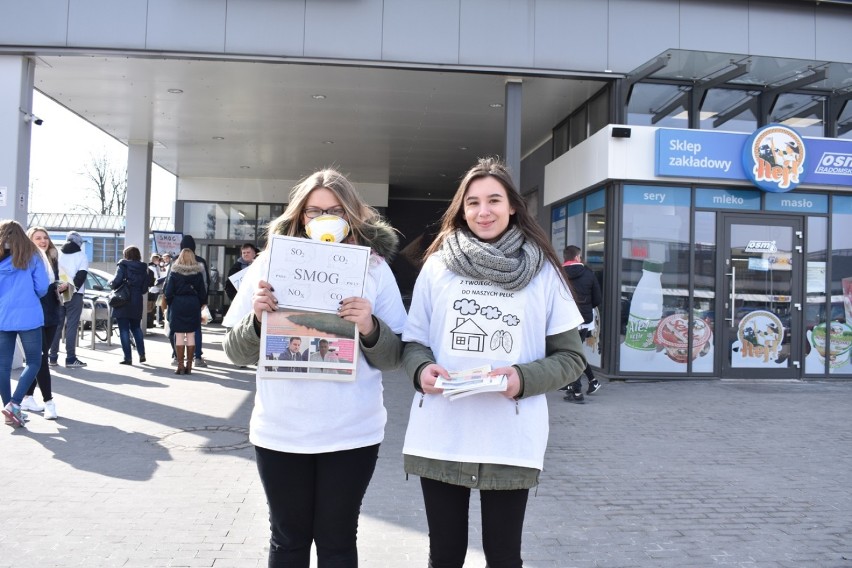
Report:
126,141,153,257
504,79,522,188
0,56,35,225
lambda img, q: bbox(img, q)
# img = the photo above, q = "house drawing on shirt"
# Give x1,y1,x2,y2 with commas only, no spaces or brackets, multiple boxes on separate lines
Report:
451,318,488,352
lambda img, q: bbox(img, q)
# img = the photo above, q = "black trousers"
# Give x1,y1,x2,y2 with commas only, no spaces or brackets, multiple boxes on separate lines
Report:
27,324,56,401
255,444,379,568
420,477,529,568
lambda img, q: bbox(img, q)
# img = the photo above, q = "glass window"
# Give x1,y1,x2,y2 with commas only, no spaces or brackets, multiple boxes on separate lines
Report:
229,205,257,241
838,100,852,141
700,88,757,133
553,121,569,158
565,199,583,259
588,88,610,137
805,217,829,375
184,203,228,240
627,83,689,128
569,106,588,148
619,185,691,373
828,196,852,374
770,93,825,137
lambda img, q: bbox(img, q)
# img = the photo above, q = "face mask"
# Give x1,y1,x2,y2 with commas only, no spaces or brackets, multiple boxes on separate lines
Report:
305,214,351,243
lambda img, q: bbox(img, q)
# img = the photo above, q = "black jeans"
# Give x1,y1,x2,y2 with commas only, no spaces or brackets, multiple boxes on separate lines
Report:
420,477,529,568
26,325,56,401
255,444,379,568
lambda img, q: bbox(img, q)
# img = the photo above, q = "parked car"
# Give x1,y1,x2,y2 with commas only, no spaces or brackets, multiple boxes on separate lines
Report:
80,268,114,327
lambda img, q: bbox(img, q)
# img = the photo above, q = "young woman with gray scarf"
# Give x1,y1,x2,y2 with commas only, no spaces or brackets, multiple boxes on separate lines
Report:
401,157,588,568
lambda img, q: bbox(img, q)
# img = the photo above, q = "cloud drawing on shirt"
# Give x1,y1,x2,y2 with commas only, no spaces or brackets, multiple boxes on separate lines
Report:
503,314,520,326
454,298,480,315
481,306,502,320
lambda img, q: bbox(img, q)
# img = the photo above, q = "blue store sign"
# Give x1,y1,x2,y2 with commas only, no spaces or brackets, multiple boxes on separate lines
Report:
656,127,852,191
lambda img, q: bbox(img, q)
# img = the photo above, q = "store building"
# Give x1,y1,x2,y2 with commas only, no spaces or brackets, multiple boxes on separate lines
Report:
2,1,852,379
547,122,852,380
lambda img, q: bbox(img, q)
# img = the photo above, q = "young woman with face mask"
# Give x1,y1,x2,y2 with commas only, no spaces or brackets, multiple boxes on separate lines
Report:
222,168,406,568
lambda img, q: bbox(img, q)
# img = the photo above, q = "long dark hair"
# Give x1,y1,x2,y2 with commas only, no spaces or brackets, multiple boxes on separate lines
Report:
425,157,570,290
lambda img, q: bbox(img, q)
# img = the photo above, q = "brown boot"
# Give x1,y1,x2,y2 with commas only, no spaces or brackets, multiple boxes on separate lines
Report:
175,345,186,374
185,345,195,375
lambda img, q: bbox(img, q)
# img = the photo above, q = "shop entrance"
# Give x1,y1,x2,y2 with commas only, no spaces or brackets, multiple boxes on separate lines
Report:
719,214,803,378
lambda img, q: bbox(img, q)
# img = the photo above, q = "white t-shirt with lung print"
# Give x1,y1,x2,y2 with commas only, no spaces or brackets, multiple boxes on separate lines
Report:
402,254,583,470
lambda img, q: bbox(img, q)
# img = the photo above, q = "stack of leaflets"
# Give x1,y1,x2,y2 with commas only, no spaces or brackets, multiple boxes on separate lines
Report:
434,365,507,401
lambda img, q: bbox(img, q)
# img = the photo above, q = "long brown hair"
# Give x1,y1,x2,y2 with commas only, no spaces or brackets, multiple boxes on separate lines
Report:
265,168,380,250
425,157,570,289
1,219,40,270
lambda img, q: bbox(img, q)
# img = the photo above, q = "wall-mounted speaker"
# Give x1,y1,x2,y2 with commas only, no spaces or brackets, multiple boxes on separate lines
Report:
612,127,631,138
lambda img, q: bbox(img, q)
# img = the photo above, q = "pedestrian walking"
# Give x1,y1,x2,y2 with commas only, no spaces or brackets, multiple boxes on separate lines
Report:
561,244,603,403
0,220,50,427
111,246,151,365
22,226,64,419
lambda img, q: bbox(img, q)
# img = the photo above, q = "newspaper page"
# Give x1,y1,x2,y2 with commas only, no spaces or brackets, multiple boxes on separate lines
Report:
434,365,508,400
258,235,371,381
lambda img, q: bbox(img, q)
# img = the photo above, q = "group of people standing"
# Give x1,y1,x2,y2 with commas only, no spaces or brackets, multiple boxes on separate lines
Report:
0,222,215,428
223,158,591,568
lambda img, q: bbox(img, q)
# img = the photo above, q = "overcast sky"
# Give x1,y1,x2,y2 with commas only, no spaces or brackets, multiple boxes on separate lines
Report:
28,91,176,218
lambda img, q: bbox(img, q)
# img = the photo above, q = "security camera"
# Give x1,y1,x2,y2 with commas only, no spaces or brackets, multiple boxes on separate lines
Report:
21,112,44,125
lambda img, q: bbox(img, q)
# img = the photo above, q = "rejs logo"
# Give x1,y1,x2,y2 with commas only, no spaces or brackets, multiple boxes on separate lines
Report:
742,125,806,193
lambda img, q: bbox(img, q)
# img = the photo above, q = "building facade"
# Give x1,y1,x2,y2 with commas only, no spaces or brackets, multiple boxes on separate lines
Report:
2,0,852,379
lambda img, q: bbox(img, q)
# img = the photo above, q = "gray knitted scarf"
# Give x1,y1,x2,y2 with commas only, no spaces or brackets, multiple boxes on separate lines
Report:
440,226,545,291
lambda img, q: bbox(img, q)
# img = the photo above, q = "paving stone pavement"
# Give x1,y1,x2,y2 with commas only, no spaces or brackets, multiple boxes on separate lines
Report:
2,324,851,567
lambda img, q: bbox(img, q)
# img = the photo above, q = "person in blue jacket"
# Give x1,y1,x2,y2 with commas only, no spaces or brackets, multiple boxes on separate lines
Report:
111,246,152,365
0,220,50,427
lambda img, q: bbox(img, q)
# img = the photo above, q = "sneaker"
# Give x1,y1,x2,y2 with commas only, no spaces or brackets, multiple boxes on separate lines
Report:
587,379,603,396
66,359,87,368
48,358,58,367
119,360,132,365
139,356,146,363
2,402,26,427
44,400,57,420
194,357,208,368
171,357,178,367
564,390,585,404
20,395,44,412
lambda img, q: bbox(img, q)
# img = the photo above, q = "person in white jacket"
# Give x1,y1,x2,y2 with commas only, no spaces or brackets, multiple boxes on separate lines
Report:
221,169,406,568
49,231,89,368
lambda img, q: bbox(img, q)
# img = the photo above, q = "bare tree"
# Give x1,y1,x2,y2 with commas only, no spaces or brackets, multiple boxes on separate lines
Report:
77,152,127,215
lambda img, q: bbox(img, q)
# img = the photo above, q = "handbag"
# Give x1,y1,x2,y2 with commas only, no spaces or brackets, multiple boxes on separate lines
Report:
108,281,131,308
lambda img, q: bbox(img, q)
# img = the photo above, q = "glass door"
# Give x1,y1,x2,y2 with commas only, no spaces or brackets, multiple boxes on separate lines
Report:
720,215,803,378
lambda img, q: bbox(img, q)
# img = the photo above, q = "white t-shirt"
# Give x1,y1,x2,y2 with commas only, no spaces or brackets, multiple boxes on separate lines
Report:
402,255,583,470
224,251,407,454
58,250,89,294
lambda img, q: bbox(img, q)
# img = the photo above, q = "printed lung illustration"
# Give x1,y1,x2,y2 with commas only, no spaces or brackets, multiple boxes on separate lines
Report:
450,297,520,355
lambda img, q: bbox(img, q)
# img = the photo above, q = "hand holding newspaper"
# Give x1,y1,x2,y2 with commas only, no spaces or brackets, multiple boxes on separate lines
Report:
434,365,507,401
